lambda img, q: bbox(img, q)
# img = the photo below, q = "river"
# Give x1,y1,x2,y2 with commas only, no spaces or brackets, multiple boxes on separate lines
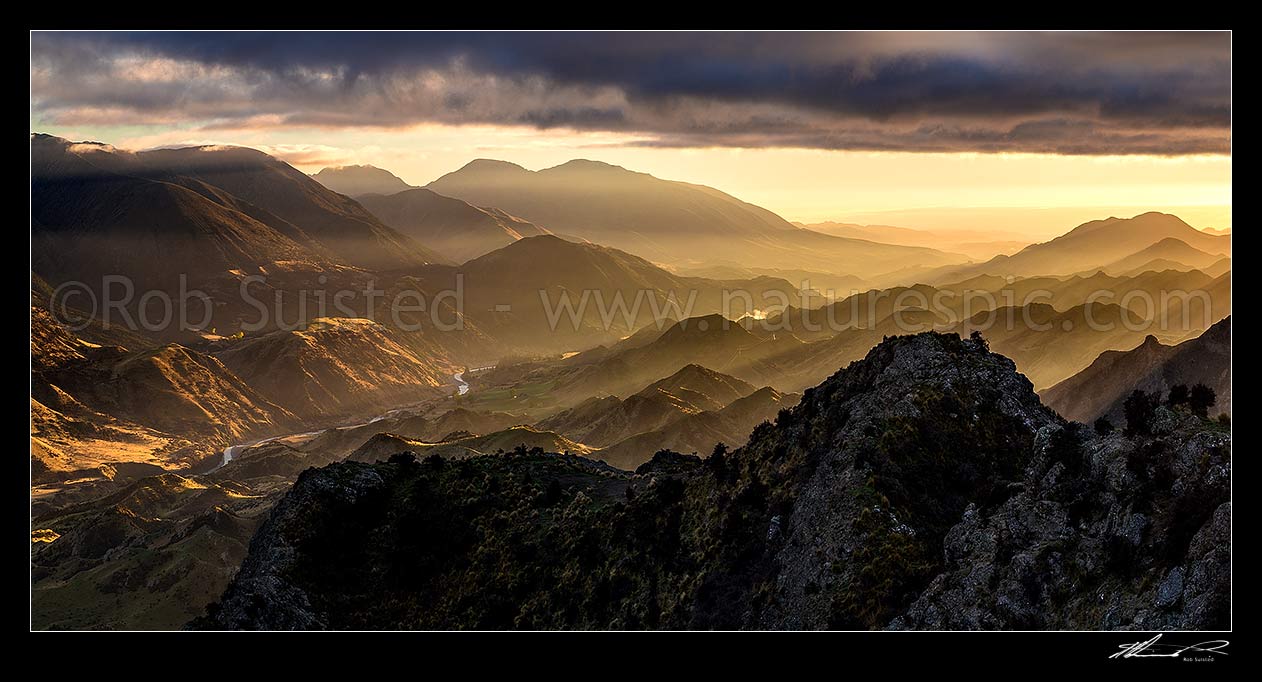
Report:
211,371,476,472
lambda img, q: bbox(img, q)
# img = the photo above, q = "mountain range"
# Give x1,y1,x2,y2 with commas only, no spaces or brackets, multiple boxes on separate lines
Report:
29,134,1231,632
930,212,1231,281
311,165,415,197
795,221,1029,260
33,135,445,279
425,159,968,279
1092,237,1227,276
357,188,552,263
413,234,814,354
31,305,297,486
193,332,1229,630
212,317,451,420
1042,316,1231,424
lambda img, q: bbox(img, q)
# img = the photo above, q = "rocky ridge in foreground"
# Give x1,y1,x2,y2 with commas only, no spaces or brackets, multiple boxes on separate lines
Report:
197,332,1230,630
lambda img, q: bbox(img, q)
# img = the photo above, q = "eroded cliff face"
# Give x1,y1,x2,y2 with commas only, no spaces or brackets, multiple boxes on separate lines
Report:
195,332,1230,630
893,415,1230,630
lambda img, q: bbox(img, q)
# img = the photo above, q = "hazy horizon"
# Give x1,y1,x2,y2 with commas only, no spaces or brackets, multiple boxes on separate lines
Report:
28,132,1231,235
31,31,1231,234
30,30,1233,637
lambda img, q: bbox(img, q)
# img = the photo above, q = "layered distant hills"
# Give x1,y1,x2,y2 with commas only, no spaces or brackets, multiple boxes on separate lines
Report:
357,188,552,263
310,159,973,279
311,165,415,197
195,332,1228,630
413,234,815,353
1043,316,1231,424
1093,237,1227,276
423,159,968,278
30,135,1231,631
31,135,1232,420
213,317,450,420
931,212,1231,281
32,135,446,280
796,221,1029,260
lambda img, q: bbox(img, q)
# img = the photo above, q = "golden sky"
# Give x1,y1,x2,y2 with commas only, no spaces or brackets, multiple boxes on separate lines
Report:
31,32,1231,237
33,120,1231,237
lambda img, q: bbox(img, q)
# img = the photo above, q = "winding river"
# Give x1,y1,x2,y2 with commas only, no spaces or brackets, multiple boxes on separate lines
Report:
211,371,476,472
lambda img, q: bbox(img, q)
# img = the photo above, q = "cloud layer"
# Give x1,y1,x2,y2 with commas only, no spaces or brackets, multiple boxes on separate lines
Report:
30,31,1231,155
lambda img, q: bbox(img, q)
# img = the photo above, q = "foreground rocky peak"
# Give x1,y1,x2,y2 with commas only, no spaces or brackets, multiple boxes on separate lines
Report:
196,332,1228,630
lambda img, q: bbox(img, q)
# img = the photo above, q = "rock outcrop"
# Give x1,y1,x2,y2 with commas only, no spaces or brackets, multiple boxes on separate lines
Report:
196,332,1230,630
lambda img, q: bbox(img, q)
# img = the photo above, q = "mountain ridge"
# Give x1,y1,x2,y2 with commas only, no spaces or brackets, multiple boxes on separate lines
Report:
195,331,1228,630
1042,316,1231,423
357,187,551,263
427,157,967,279
311,165,416,197
930,212,1231,281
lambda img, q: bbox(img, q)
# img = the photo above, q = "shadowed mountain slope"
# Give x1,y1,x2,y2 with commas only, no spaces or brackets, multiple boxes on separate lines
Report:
1094,237,1227,276
213,317,451,420
427,159,965,278
31,306,297,481
197,332,1228,630
931,213,1231,281
358,188,551,263
536,364,758,447
312,165,415,197
415,235,811,354
32,135,446,278
1042,316,1231,424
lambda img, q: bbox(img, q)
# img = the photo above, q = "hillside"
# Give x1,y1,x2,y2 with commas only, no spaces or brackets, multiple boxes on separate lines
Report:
197,332,1229,630
932,213,1231,280
214,317,451,420
358,188,551,263
954,303,1158,390
348,425,592,462
32,473,286,629
417,235,810,354
31,135,330,290
312,165,415,197
427,159,966,278
31,306,296,480
536,364,757,447
32,135,455,345
549,314,803,399
596,386,799,470
32,135,446,272
1042,316,1231,423
138,145,447,270
1095,237,1227,275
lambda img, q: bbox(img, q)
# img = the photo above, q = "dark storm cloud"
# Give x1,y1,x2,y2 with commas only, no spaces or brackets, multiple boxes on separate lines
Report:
29,31,1231,154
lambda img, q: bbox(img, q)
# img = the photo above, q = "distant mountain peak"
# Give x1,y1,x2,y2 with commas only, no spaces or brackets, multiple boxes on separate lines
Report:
159,143,274,161
661,314,749,338
471,233,577,260
1043,316,1230,423
1067,212,1190,237
543,159,634,174
311,164,415,197
457,158,529,173
428,155,968,278
935,211,1228,282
